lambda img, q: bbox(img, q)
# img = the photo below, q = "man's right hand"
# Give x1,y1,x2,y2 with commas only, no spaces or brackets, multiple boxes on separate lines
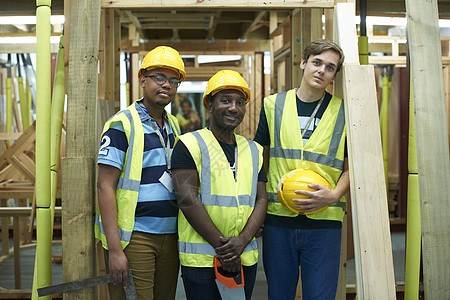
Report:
108,249,129,288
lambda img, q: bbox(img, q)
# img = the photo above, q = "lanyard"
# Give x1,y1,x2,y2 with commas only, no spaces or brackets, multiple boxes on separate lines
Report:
139,104,172,171
301,93,325,139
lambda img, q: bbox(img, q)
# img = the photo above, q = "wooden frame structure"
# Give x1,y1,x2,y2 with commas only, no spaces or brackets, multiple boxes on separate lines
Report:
0,0,440,299
62,1,401,300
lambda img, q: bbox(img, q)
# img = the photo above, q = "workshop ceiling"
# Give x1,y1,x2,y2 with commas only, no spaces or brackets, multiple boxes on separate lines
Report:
1,0,450,43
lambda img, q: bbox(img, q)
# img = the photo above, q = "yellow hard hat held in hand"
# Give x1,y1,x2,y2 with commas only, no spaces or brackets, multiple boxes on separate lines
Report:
277,169,331,215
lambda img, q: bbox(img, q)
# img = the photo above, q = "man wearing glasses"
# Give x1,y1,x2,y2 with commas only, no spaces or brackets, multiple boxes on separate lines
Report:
95,46,184,300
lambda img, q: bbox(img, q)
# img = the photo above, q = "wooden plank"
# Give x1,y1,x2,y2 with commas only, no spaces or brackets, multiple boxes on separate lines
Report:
1,199,8,257
311,8,323,41
444,66,450,152
104,8,115,103
102,0,335,9
62,157,96,299
64,0,101,298
114,9,121,110
405,0,450,298
98,9,105,101
13,216,20,289
0,133,23,140
342,65,396,300
334,3,396,300
0,44,59,54
121,39,270,53
334,3,359,64
291,9,302,88
0,207,62,217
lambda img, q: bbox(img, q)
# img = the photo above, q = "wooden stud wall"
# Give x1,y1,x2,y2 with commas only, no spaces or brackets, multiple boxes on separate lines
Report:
405,0,450,298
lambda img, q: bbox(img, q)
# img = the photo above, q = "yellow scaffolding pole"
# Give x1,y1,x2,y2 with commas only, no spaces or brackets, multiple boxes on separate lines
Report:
32,0,52,299
404,85,421,300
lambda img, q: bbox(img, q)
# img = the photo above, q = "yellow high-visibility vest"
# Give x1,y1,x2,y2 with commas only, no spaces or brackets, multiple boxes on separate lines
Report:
265,89,346,221
95,102,180,249
177,128,263,267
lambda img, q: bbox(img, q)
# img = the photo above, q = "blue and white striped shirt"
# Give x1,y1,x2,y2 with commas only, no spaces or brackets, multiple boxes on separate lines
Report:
98,101,178,234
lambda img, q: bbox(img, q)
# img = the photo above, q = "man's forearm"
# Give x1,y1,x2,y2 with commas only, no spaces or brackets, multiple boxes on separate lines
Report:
332,158,350,202
180,201,224,248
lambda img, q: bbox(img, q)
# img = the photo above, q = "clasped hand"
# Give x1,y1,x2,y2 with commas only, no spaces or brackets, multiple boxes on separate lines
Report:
214,236,245,272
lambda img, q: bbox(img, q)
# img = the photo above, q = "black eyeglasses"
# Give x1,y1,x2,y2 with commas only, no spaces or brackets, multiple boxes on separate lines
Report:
144,75,181,88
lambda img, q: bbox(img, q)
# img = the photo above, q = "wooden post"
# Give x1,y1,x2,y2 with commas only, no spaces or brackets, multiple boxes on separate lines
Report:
13,216,21,289
1,199,8,256
114,9,121,110
129,24,140,102
291,9,302,88
405,0,450,298
63,0,101,299
335,3,396,299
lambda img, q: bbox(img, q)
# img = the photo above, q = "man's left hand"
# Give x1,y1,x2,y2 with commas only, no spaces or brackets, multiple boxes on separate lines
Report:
292,184,339,213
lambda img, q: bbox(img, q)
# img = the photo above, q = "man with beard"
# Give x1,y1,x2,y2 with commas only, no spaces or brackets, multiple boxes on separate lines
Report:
171,70,268,300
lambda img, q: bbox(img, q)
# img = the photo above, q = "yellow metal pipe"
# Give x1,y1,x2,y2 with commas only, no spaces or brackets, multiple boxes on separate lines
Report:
126,81,130,107
405,174,421,300
50,36,65,226
404,82,421,299
358,36,369,65
26,80,33,125
380,75,389,190
18,76,30,131
32,1,52,299
6,77,13,138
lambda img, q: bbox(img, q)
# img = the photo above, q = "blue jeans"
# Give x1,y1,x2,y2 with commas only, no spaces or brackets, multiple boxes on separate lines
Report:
181,264,257,300
263,224,342,300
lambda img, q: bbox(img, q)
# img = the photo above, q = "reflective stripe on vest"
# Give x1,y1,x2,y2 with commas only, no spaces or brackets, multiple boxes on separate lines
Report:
270,91,345,170
192,131,258,208
116,109,141,192
265,89,346,221
178,239,258,257
177,128,262,267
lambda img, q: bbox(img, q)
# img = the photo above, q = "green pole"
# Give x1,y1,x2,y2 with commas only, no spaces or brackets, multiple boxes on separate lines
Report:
50,36,65,229
33,0,52,299
17,54,30,131
404,85,421,300
358,36,369,65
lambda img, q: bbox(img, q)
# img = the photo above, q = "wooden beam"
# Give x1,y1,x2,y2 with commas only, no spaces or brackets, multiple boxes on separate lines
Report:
63,0,100,298
0,43,59,54
335,3,396,300
121,39,270,53
207,11,222,41
343,65,396,300
124,10,144,38
239,11,267,40
405,0,450,298
101,0,335,9
291,9,302,88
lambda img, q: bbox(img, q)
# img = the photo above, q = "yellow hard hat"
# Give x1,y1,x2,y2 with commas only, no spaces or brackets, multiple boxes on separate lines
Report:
202,70,251,108
138,46,186,81
277,169,331,215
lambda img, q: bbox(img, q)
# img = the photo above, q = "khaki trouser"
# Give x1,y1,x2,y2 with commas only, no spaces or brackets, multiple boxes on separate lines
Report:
104,231,179,300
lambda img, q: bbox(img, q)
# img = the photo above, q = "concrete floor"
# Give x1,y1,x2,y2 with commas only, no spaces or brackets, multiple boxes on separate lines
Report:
0,233,406,299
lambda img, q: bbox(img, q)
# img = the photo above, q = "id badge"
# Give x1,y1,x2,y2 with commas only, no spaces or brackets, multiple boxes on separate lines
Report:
159,171,173,192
